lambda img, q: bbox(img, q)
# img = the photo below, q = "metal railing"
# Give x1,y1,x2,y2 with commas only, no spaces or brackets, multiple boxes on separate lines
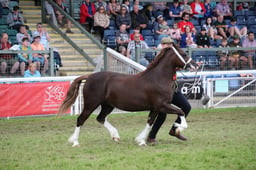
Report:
0,48,55,76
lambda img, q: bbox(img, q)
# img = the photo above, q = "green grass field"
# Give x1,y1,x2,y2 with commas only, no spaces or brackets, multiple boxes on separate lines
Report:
1,107,256,170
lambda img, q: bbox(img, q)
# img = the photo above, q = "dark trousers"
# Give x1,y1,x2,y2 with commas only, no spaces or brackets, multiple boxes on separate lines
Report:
86,17,94,31
94,26,105,39
148,91,191,139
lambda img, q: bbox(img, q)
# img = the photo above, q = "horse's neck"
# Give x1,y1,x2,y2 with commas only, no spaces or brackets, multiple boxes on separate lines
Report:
144,58,176,81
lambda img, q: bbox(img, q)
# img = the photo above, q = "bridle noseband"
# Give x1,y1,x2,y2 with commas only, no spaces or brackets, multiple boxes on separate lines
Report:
171,46,193,69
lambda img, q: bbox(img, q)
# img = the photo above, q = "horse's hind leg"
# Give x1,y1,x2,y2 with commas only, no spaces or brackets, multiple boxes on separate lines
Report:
96,104,120,142
68,107,96,147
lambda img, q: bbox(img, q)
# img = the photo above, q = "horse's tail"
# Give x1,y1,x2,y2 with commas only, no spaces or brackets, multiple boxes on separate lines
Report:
57,75,90,115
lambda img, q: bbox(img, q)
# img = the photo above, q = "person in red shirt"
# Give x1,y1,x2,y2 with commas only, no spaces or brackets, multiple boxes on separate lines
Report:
130,26,144,41
80,0,96,32
178,12,196,34
190,0,206,18
0,33,19,76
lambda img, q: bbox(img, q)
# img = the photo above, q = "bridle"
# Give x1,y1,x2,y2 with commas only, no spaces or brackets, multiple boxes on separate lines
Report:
171,46,193,69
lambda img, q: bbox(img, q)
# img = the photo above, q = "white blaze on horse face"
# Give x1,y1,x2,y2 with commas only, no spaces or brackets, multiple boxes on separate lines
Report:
135,123,152,146
103,119,120,141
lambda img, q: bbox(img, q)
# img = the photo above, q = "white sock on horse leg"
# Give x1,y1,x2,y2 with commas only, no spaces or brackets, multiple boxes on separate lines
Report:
103,119,120,140
135,123,152,145
174,116,188,132
69,126,80,146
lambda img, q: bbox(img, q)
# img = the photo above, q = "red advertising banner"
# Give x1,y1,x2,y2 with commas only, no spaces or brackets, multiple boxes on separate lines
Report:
0,81,70,118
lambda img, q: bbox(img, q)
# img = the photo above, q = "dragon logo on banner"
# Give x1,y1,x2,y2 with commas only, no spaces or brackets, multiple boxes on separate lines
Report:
45,85,66,101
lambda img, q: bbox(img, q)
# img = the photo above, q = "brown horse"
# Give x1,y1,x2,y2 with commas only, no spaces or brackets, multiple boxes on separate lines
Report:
58,45,198,146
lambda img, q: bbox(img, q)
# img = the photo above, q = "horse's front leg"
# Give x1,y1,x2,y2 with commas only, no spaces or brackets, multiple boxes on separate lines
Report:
160,103,188,131
135,111,158,146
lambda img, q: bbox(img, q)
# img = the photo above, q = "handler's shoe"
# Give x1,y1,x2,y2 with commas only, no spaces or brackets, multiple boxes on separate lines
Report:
147,137,157,145
169,128,187,141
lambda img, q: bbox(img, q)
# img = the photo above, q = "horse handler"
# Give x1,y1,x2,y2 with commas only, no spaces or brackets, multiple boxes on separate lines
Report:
148,37,191,143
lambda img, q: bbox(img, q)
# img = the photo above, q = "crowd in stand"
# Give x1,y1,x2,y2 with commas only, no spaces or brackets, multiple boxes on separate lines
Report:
0,0,63,77
75,0,256,69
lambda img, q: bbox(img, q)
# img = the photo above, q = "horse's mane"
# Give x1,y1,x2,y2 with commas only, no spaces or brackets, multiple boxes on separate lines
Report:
142,47,173,73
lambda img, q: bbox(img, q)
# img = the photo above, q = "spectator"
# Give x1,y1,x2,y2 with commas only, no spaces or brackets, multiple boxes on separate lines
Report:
228,17,247,39
180,0,193,15
55,0,74,33
141,4,154,25
33,22,62,68
190,0,206,19
203,17,222,40
157,37,174,49
130,26,143,41
6,6,24,32
24,62,41,77
116,24,131,52
119,46,127,56
17,37,33,76
31,32,49,75
242,32,256,69
180,25,196,48
16,25,32,45
0,0,9,10
108,0,120,20
116,5,131,30
151,2,167,18
214,15,228,39
215,0,232,19
45,1,58,26
169,0,182,20
204,0,215,18
228,35,248,70
94,6,110,40
122,0,130,13
130,4,148,30
196,27,211,48
154,14,169,41
217,38,229,70
0,33,19,76
178,12,196,34
126,32,149,67
33,23,51,50
130,0,143,12
80,0,95,32
94,0,108,11
169,22,181,44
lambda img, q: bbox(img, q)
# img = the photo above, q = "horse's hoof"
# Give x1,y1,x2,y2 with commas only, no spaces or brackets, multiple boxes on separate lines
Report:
72,143,80,147
113,137,120,143
138,141,147,147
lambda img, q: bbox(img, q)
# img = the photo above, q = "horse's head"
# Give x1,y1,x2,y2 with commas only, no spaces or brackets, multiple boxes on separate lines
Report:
171,44,198,71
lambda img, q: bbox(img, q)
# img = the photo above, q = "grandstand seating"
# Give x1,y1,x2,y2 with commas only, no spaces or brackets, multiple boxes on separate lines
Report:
141,29,153,36
103,30,117,49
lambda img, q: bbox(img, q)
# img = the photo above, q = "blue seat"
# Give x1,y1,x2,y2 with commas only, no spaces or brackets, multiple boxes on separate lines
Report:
234,10,243,17
106,36,117,49
141,29,153,36
224,19,230,25
167,19,174,27
103,29,116,40
245,10,256,19
9,36,18,45
2,8,10,15
237,17,247,26
6,29,17,36
155,39,160,47
144,39,154,47
0,18,7,25
191,19,199,26
249,25,256,34
144,35,154,41
109,20,116,30
207,55,220,69
192,51,207,63
247,16,256,25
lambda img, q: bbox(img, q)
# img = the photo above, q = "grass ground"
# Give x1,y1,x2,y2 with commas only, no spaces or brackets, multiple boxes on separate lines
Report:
0,107,256,170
